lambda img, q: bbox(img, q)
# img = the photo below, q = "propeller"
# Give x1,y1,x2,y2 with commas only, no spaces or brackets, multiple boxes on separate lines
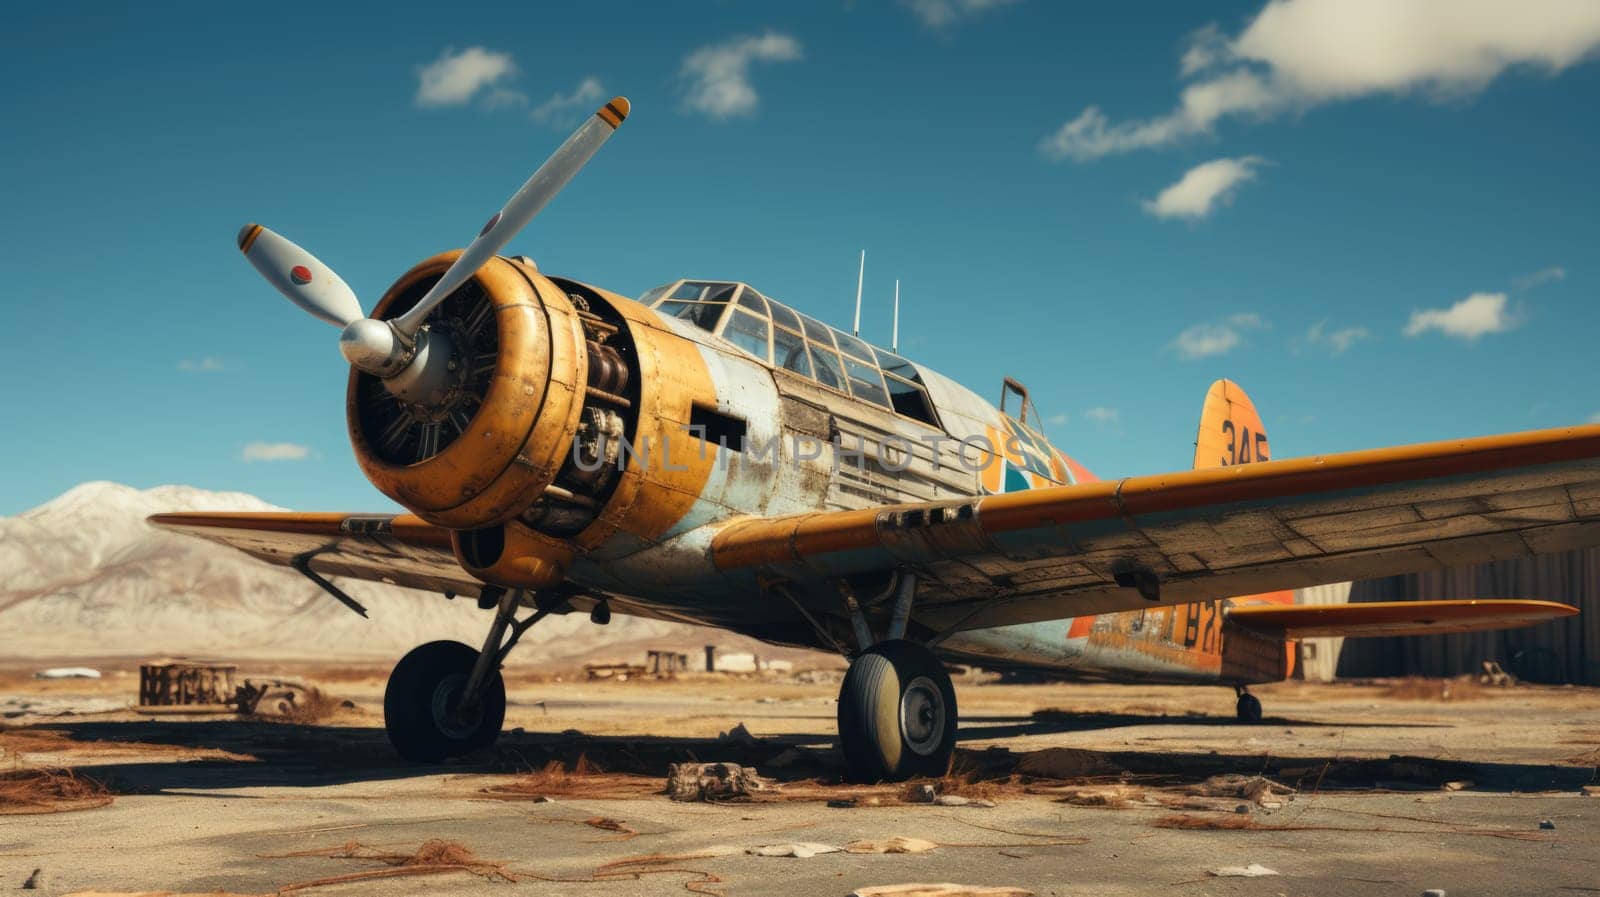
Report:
237,224,363,327
238,96,631,383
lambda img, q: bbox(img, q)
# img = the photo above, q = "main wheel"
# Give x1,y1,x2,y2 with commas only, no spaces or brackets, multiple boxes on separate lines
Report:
384,640,506,762
837,640,957,783
1236,691,1263,723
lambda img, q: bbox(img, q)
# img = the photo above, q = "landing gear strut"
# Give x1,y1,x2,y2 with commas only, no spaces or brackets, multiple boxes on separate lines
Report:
832,573,958,782
384,586,558,762
1235,685,1263,723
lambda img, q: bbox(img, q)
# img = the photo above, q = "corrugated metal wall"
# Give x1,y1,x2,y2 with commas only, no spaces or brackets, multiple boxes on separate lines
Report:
1335,548,1600,685
1293,582,1352,682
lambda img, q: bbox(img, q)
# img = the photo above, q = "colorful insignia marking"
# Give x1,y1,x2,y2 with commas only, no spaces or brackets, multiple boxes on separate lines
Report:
480,211,502,237
289,265,313,286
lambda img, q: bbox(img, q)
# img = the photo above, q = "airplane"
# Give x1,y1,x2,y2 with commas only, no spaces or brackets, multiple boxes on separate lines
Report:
153,96,1590,783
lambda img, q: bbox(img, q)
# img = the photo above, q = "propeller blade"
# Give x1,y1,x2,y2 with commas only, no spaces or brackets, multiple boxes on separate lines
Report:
390,96,631,336
238,224,363,328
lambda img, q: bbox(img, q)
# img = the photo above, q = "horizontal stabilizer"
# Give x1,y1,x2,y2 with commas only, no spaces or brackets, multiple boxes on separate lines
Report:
1226,599,1576,639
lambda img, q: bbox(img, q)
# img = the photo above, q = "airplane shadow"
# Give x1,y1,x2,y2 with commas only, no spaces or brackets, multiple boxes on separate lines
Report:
28,711,1592,797
956,710,1442,740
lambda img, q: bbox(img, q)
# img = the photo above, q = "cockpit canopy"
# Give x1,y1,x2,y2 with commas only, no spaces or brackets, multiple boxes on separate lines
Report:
639,280,938,426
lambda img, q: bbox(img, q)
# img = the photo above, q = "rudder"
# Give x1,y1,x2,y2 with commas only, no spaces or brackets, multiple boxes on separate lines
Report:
1194,378,1270,469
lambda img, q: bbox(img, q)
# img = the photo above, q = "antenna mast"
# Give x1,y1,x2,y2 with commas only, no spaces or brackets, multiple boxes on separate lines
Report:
892,279,900,351
852,250,865,336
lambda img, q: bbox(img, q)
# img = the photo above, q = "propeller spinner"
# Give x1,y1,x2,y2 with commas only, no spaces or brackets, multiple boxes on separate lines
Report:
238,96,631,389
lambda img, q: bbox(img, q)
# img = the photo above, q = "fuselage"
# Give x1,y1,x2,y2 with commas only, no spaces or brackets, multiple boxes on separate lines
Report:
344,262,1290,687
586,279,1291,686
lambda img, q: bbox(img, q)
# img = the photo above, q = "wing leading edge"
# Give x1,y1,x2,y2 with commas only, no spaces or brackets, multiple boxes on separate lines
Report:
712,423,1600,633
147,511,481,598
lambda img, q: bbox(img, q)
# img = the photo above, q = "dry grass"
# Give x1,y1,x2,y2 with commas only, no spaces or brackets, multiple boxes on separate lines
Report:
480,755,661,801
272,838,518,892
931,752,1016,800
0,766,113,814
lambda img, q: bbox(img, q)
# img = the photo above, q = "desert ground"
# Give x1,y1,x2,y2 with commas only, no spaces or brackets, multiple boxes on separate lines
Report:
2,659,1598,897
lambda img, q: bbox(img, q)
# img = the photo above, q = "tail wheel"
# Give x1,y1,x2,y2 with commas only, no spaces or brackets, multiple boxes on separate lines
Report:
1236,691,1263,723
837,640,957,783
384,640,505,762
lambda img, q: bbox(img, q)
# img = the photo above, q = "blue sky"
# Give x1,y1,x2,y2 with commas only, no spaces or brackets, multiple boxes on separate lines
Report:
3,0,1598,514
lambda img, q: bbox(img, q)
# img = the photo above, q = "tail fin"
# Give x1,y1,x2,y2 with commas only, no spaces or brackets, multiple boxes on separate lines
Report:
1192,379,1295,681
1194,378,1270,469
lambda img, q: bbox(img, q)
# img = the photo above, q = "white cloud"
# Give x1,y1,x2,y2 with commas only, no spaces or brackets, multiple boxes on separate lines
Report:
1304,320,1371,355
416,47,519,108
531,77,605,127
681,31,802,120
1142,156,1265,219
1172,313,1266,359
1083,406,1122,435
178,357,223,372
901,0,1021,28
1589,412,1600,424
1041,0,1600,161
241,442,310,463
1046,412,1069,426
1514,265,1567,290
1403,292,1516,341
1173,324,1242,359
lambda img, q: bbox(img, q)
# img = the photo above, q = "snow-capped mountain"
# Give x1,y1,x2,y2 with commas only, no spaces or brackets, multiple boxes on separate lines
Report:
0,481,690,662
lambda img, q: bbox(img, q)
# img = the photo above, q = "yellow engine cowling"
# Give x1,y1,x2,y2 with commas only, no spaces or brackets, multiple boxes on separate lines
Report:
346,255,722,590
346,252,589,531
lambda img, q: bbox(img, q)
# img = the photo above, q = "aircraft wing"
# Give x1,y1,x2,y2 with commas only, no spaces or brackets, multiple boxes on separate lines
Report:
1225,599,1577,638
147,511,484,598
711,424,1600,634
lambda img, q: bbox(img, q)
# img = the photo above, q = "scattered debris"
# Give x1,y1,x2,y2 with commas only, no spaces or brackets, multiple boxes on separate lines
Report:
828,798,859,808
845,837,939,854
1539,819,1556,830
1189,774,1294,806
1583,785,1600,798
850,885,1032,897
904,783,938,803
1207,863,1279,878
1052,784,1146,808
1015,748,1123,779
1423,890,1447,897
1442,781,1472,792
747,841,841,858
1478,661,1515,687
667,762,766,802
34,667,100,679
934,795,996,808
21,867,43,889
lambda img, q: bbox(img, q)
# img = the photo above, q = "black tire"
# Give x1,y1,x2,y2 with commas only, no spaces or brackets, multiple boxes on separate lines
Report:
837,640,958,783
1236,692,1263,723
384,640,505,763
